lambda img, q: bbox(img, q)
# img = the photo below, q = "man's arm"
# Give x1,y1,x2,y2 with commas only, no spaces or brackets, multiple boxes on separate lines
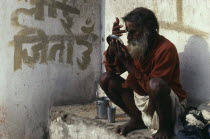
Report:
112,17,126,37
122,45,178,94
103,17,127,73
103,47,126,74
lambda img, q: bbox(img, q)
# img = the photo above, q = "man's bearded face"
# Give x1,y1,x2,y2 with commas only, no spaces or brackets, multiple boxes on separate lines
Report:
127,31,149,60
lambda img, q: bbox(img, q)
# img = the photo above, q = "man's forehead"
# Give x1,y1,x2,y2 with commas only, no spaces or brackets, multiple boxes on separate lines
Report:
125,21,139,30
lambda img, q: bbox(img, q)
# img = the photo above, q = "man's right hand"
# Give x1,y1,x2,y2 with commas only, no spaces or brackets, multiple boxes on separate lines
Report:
107,17,126,57
112,17,126,37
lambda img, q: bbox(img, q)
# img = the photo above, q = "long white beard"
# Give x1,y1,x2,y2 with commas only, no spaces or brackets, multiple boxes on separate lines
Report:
127,32,149,60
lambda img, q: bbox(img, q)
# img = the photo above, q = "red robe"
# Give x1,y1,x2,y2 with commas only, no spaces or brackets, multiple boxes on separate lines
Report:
103,35,187,101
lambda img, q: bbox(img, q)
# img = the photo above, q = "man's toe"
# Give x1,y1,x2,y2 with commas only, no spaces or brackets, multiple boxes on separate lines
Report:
120,126,128,136
115,126,121,133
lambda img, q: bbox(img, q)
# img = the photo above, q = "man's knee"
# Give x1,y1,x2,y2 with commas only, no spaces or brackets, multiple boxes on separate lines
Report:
149,78,171,98
99,72,116,91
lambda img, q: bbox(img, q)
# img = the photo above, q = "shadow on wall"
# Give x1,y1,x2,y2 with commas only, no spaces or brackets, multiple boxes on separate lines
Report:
179,35,210,107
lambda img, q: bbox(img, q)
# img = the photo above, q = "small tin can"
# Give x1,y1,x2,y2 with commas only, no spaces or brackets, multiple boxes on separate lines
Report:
106,34,124,46
96,97,109,119
107,106,116,123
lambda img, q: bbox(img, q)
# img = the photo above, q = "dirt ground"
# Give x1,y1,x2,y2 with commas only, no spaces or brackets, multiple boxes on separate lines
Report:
49,103,152,138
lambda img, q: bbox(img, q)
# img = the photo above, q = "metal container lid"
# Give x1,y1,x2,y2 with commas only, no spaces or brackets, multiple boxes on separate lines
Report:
106,34,124,46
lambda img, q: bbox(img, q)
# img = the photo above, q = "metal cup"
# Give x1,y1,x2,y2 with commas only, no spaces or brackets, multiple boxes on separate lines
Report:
96,97,109,119
107,106,116,123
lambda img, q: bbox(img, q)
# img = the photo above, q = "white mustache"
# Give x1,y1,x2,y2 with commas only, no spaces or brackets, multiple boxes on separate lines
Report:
127,34,149,60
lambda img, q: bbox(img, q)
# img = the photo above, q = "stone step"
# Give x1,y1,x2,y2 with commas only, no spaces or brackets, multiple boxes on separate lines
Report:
48,103,152,139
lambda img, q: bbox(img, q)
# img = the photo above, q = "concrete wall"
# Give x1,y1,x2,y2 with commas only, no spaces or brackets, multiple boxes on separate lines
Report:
101,0,210,106
0,0,101,138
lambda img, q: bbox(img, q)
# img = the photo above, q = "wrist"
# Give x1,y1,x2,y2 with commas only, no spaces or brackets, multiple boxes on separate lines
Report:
125,62,135,73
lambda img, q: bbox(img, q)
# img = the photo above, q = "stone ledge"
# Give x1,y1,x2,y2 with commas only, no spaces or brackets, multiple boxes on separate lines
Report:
48,103,152,139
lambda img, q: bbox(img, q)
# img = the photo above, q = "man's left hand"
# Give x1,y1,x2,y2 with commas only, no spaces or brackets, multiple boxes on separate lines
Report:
110,39,135,73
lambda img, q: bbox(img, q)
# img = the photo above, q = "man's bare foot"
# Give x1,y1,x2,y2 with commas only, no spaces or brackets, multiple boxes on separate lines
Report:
115,118,146,136
152,129,174,139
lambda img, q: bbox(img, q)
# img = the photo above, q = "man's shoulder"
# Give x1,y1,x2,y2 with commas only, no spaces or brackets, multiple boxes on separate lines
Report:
158,36,177,52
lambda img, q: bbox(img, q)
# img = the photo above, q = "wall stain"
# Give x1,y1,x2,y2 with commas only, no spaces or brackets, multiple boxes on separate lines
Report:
55,1,80,15
35,0,45,20
30,0,36,5
152,0,158,14
46,0,80,18
76,39,92,70
13,30,97,70
176,0,183,23
11,0,98,71
11,0,80,27
159,21,208,37
85,18,91,25
63,0,68,3
48,35,74,42
48,41,65,63
91,33,99,41
0,133,9,138
60,11,74,35
22,43,48,66
67,42,73,65
8,41,15,47
81,24,95,34
14,28,48,70
47,0,57,18
153,0,209,38
11,8,36,27
0,106,7,125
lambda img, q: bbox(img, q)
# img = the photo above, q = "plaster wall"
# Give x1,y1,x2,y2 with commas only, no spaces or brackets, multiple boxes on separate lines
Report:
0,0,101,138
101,0,210,106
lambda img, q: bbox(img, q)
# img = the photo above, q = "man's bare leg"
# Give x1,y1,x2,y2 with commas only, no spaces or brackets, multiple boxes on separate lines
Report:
149,78,174,139
99,72,146,136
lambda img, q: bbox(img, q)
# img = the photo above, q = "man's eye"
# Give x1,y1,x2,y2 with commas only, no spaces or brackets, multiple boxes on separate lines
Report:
128,30,135,34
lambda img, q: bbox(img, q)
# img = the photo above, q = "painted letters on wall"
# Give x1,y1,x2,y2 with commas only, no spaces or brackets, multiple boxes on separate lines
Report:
11,0,98,71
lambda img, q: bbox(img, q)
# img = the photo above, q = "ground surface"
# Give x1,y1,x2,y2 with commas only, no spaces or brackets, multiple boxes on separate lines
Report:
49,103,152,139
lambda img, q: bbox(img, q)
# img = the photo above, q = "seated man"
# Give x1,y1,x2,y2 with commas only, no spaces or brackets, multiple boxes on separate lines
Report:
99,7,187,139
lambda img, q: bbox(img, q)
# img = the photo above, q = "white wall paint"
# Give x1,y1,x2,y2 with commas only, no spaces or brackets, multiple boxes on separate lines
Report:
0,0,101,138
101,0,210,107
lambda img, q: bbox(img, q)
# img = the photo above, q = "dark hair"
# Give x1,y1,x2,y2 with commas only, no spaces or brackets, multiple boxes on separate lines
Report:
122,7,159,33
